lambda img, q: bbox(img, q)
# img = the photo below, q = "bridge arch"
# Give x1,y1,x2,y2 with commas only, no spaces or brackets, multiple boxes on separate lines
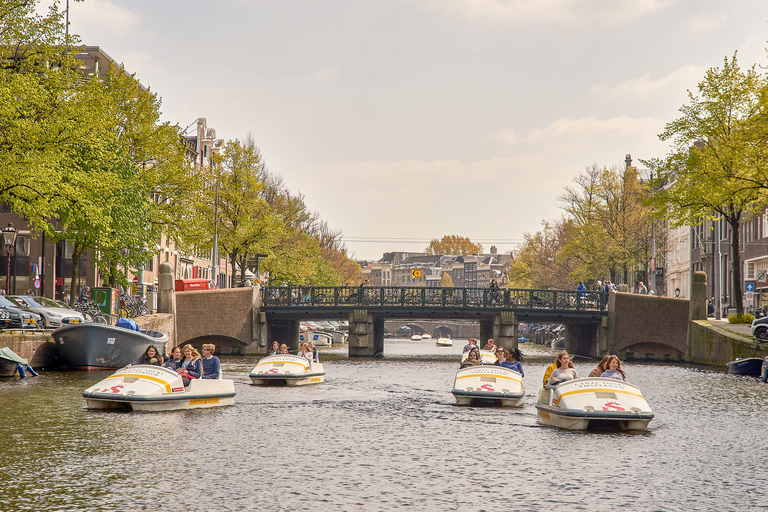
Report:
182,335,247,355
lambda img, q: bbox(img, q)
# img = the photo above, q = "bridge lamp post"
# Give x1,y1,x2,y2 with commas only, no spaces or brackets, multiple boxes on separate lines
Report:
2,223,17,295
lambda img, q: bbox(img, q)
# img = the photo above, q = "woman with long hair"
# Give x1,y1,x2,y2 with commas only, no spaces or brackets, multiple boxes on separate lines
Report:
600,355,627,381
131,345,163,366
545,351,578,389
177,344,202,385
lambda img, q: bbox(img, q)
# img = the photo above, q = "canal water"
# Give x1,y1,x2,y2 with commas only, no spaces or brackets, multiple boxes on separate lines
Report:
0,339,766,512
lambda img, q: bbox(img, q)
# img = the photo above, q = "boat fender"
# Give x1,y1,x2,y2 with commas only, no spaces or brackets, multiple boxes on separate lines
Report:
26,365,39,377
16,363,26,378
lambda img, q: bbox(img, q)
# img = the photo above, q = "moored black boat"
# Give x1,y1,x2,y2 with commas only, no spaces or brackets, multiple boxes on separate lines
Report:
52,323,169,370
726,357,764,376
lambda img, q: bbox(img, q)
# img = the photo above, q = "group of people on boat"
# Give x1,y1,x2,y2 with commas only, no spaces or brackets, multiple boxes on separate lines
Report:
129,343,222,386
542,350,627,389
460,337,525,376
266,340,319,363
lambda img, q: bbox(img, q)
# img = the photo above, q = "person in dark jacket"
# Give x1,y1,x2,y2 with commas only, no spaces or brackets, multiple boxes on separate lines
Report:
131,345,163,366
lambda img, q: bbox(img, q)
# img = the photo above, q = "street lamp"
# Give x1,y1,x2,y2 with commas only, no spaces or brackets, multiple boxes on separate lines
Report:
675,287,680,298
2,223,17,295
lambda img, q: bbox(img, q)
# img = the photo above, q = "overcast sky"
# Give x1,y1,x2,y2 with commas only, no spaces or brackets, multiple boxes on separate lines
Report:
64,0,768,260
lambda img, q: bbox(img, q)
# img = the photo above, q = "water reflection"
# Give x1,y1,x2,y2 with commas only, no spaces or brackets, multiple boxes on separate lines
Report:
0,339,765,511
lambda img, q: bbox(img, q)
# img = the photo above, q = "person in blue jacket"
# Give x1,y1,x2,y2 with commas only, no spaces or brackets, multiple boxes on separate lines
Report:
200,343,221,379
501,347,524,376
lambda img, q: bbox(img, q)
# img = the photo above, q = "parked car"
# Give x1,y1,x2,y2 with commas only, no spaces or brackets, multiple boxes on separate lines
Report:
8,296,85,329
751,316,768,342
0,309,10,329
0,296,41,329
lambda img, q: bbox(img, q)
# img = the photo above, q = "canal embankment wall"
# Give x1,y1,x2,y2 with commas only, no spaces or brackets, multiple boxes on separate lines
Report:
0,313,175,369
689,320,768,365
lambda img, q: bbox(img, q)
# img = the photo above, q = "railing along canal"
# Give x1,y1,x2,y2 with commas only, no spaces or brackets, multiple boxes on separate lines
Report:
262,286,607,311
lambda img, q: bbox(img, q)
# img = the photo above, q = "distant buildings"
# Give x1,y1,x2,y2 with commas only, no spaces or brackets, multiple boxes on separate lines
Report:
361,247,512,288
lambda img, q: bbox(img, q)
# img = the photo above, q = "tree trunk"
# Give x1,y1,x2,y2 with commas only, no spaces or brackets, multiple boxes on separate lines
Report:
69,247,83,307
729,215,743,315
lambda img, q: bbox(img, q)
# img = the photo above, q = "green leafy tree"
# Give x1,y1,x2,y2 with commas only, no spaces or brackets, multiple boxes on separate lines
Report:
645,54,765,313
439,271,454,287
508,220,574,289
425,235,483,255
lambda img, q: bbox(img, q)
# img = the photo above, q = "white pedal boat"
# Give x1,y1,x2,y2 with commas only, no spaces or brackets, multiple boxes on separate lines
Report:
436,337,453,347
410,334,422,341
82,365,236,411
421,333,432,340
452,350,523,406
535,377,653,430
249,355,325,386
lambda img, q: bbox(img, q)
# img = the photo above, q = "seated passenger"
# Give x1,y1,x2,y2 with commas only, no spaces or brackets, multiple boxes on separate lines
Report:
297,343,313,363
483,338,497,352
589,355,612,378
546,350,578,389
163,346,182,370
308,340,319,363
600,355,627,381
462,338,479,353
177,344,202,385
268,341,280,356
200,343,221,379
130,345,163,366
542,363,556,389
279,344,290,354
460,347,482,368
502,347,524,376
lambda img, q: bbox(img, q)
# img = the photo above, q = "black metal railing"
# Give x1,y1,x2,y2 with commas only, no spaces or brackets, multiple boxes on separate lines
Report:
261,286,607,311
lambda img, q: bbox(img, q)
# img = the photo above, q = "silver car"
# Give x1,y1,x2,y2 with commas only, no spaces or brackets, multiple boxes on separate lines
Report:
9,296,85,329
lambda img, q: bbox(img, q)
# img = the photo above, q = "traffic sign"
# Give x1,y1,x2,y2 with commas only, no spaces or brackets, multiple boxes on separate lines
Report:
411,269,422,279
746,291,754,300
34,278,40,289
746,282,755,292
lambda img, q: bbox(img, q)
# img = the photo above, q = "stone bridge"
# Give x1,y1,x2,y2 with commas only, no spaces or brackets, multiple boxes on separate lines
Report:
174,287,261,355
169,283,694,361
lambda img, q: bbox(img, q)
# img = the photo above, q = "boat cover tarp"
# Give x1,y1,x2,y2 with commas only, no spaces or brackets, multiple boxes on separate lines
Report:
116,317,141,331
0,347,27,365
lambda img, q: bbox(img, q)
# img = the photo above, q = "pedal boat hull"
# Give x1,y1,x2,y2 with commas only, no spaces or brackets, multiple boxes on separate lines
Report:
535,377,653,430
82,365,235,411
452,365,524,407
249,355,325,386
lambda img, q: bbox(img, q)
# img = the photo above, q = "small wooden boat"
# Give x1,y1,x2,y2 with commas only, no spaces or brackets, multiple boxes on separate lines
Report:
249,355,324,386
535,377,653,430
726,357,764,376
82,365,236,411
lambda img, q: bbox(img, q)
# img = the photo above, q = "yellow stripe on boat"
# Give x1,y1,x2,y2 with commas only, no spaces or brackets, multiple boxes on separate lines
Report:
455,374,522,385
255,360,308,368
110,373,172,393
558,388,646,400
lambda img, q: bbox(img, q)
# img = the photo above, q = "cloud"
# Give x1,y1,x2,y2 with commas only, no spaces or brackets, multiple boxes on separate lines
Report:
590,65,707,99
312,66,339,82
489,116,665,154
411,0,676,26
686,13,727,36
71,0,141,38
